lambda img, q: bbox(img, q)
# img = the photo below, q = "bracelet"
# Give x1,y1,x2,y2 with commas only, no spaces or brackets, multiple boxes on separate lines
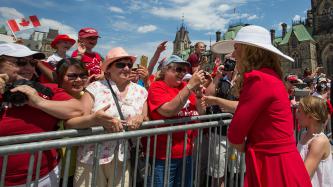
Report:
186,84,194,92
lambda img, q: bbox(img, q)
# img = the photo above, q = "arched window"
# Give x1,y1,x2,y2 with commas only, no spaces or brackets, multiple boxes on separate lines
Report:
292,53,301,69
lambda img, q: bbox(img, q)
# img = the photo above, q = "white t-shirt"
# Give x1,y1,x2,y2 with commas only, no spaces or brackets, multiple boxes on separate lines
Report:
46,53,67,68
77,80,148,164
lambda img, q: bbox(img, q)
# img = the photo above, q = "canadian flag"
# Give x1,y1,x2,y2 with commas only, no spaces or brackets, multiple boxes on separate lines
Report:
7,15,41,33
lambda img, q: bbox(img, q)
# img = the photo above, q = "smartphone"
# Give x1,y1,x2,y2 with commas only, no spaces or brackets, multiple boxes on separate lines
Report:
132,64,139,71
204,71,210,79
140,55,148,68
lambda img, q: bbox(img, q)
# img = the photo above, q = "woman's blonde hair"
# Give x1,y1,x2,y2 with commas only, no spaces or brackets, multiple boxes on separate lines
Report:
232,44,283,96
299,96,329,125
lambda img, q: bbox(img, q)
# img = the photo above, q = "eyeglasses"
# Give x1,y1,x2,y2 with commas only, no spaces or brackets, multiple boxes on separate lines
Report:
114,62,133,69
172,66,187,74
16,58,38,67
66,73,88,80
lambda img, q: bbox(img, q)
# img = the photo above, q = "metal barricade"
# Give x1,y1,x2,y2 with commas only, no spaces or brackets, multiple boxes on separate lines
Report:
0,114,245,187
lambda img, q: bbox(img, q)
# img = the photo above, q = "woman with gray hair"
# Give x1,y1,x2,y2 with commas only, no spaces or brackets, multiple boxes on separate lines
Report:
146,55,206,186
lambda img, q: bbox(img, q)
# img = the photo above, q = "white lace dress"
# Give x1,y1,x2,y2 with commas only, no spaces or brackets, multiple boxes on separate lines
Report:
297,132,333,187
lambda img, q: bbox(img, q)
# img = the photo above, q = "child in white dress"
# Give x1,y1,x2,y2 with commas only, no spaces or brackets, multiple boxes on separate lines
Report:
297,96,333,187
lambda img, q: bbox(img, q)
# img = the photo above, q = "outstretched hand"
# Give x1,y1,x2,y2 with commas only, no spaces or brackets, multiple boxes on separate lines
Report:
94,104,124,132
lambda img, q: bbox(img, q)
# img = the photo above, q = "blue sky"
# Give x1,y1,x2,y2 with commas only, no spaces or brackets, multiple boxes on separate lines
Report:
0,0,311,63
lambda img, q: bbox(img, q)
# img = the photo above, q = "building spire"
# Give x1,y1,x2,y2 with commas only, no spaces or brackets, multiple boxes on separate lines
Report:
181,13,184,27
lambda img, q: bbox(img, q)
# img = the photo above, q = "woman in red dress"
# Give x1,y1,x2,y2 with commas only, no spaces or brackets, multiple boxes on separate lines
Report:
211,25,312,187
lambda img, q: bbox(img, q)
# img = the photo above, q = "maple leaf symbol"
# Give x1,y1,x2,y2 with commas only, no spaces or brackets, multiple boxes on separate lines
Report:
19,18,30,27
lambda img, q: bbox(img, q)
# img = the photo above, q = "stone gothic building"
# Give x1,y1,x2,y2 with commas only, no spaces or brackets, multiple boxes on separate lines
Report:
215,0,333,78
173,23,191,58
277,0,333,78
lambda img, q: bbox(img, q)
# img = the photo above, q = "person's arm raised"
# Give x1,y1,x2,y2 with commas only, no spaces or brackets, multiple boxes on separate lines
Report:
148,41,167,75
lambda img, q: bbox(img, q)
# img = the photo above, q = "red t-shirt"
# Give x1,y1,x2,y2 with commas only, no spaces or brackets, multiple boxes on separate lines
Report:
0,83,72,186
38,61,55,83
72,50,102,76
146,81,198,159
187,53,200,68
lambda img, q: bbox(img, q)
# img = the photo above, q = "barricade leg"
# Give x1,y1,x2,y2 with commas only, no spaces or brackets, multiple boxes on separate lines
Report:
0,155,8,187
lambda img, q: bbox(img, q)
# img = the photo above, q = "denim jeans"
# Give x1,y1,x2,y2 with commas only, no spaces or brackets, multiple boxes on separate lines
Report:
148,156,192,187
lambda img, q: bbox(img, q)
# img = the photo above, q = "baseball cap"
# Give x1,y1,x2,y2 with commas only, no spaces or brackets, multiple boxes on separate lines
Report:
78,27,100,38
163,55,191,67
0,43,45,59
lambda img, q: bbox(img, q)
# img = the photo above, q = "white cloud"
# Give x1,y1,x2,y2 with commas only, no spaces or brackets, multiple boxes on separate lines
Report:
137,25,157,33
293,15,301,21
217,4,233,12
109,6,124,14
247,14,258,20
149,0,256,31
111,21,137,31
0,7,24,20
39,18,77,39
115,15,126,19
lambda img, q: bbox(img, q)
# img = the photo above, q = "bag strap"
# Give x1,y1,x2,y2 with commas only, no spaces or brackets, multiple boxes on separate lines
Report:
106,79,125,120
106,79,134,147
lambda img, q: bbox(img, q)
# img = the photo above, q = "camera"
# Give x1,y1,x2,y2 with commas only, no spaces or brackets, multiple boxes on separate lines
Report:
223,59,236,71
2,80,54,106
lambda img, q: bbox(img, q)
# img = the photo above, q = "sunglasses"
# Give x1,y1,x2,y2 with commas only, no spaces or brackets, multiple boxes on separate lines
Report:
114,62,133,69
172,66,187,74
16,58,38,67
66,73,88,80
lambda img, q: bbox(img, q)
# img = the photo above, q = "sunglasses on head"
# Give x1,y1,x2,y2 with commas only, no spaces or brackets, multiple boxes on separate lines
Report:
114,61,133,69
66,73,88,80
16,58,38,67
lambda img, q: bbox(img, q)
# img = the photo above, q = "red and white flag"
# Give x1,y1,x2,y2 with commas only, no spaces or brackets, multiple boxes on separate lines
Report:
7,15,41,33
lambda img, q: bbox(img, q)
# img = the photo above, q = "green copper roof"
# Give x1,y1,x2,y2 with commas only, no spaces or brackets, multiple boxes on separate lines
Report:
223,25,244,40
274,37,283,45
180,48,191,60
279,24,314,45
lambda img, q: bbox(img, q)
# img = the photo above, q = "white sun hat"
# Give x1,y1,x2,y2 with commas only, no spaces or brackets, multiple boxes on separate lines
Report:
212,25,294,62
0,43,45,59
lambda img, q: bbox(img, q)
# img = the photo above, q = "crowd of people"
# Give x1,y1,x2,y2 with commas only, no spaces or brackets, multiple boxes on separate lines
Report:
0,24,332,187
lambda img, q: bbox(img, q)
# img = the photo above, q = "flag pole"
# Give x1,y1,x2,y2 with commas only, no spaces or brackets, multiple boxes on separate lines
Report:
6,21,18,42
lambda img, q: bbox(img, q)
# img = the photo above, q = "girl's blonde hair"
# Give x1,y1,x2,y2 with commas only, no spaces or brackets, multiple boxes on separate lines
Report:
299,96,329,125
232,44,283,96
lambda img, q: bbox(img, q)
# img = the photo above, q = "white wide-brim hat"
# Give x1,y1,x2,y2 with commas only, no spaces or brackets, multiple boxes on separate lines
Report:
212,25,294,62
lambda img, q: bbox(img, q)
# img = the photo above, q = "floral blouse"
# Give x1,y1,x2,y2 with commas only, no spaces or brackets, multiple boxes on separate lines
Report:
77,80,147,164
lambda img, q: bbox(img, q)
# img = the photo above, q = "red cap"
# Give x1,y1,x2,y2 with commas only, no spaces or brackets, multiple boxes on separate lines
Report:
51,34,76,49
78,27,100,38
286,75,299,83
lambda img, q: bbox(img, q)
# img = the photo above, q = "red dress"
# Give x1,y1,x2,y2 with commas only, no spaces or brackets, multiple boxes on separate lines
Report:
227,68,311,187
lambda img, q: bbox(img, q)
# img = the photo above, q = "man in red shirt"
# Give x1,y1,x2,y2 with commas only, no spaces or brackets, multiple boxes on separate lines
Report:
187,41,206,73
72,27,103,81
0,43,83,186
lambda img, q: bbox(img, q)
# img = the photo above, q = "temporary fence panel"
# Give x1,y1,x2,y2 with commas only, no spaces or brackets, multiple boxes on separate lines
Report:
0,114,247,187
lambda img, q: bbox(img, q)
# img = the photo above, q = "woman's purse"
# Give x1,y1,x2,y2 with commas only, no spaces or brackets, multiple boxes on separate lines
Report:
106,80,146,184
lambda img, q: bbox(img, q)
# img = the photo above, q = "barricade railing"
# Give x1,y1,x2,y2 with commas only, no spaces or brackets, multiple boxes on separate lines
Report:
0,114,245,187
0,113,233,146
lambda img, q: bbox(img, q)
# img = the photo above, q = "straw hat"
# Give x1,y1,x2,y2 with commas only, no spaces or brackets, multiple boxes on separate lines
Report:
212,25,294,62
102,47,136,71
